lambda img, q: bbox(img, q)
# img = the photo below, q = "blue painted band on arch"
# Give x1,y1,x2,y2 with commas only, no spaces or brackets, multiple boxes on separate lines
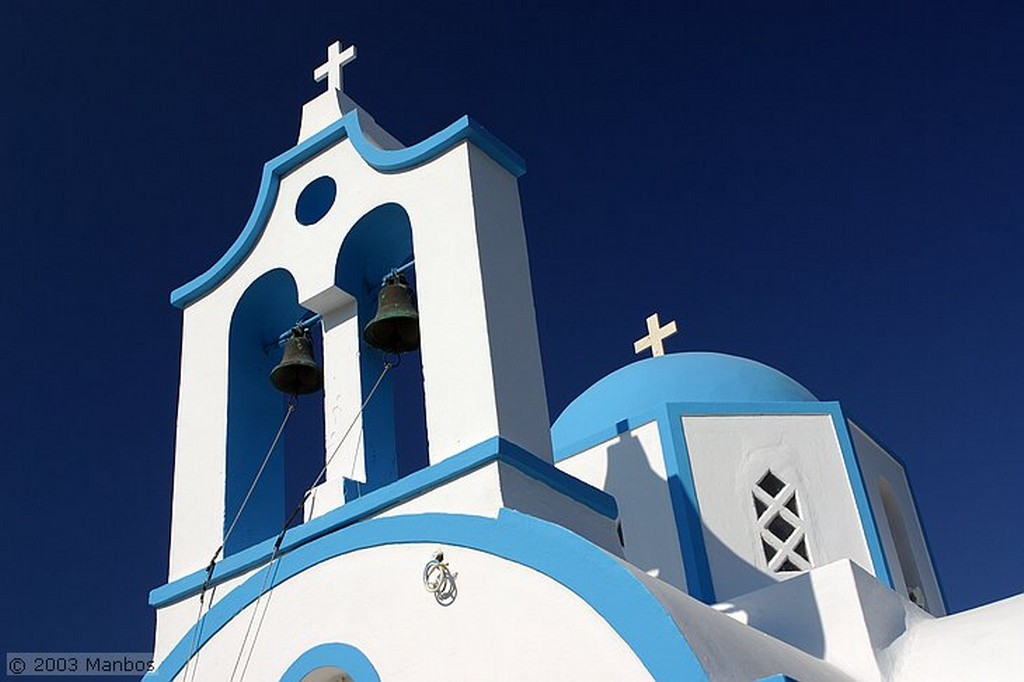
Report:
150,436,617,608
169,110,525,308
279,643,380,682
145,511,708,682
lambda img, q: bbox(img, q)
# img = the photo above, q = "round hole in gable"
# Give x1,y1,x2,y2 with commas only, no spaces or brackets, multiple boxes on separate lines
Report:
295,176,337,226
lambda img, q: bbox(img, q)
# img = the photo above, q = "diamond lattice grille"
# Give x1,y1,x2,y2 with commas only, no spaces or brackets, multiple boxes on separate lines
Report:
753,470,811,573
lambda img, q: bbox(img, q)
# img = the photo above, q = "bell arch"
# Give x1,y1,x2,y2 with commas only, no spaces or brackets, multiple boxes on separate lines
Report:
317,203,426,504
226,268,309,555
167,130,553,576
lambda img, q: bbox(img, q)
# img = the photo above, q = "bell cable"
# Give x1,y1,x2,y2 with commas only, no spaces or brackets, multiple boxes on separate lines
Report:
223,399,297,548
229,547,281,682
181,399,296,682
232,360,393,681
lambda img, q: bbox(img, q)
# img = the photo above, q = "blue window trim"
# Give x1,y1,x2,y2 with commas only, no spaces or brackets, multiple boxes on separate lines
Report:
554,400,895,601
280,643,380,682
145,511,708,682
150,436,617,608
169,111,525,309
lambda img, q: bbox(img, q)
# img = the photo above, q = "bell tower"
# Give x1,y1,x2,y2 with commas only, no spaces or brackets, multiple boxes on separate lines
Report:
164,39,552,581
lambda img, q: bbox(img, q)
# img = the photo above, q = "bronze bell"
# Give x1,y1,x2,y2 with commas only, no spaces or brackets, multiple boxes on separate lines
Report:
270,326,323,395
363,273,420,354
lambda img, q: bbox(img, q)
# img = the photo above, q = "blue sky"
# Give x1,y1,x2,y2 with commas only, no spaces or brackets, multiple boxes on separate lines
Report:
2,1,1023,659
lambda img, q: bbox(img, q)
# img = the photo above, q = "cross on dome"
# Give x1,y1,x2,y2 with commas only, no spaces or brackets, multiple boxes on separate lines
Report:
313,40,357,93
633,313,678,358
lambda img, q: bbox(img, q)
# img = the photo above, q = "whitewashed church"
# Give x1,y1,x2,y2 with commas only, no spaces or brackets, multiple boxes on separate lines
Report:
146,41,1023,681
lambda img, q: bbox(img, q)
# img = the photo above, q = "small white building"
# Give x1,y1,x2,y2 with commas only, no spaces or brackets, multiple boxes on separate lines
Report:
146,41,1024,681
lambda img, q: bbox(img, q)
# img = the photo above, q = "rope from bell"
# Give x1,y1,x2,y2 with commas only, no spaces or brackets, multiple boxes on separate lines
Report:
230,360,393,682
181,397,296,682
228,545,281,682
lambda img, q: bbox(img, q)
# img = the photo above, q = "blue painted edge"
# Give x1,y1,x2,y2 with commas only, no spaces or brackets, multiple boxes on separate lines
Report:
555,400,895,594
169,110,525,309
550,405,718,601
844,417,949,609
657,405,716,603
824,403,894,590
279,643,380,682
150,436,617,608
145,511,707,682
756,675,800,682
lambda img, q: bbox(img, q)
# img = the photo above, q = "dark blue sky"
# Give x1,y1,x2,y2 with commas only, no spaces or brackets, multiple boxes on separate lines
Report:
3,1,1023,659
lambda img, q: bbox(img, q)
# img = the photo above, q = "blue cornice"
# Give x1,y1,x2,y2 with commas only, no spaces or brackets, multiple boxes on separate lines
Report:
146,511,707,682
150,436,616,608
169,111,525,309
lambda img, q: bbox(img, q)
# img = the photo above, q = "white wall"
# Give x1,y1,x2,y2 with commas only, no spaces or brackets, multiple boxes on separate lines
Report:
682,414,874,601
890,593,1024,681
718,558,920,682
557,421,688,592
171,543,652,681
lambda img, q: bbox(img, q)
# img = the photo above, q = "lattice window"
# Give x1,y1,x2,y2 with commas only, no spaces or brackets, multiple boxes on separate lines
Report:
753,470,811,573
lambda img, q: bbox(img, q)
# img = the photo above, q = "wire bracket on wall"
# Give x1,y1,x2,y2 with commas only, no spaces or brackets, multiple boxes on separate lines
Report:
423,549,458,606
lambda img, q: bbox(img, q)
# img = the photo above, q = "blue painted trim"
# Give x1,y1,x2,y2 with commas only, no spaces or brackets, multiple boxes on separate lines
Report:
145,512,707,682
825,404,894,590
346,113,525,177
150,437,617,607
280,643,379,682
844,419,948,609
170,111,525,309
552,404,718,601
657,405,716,603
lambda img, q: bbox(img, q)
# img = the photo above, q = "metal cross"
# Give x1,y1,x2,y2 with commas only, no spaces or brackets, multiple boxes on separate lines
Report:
313,40,357,93
633,313,678,357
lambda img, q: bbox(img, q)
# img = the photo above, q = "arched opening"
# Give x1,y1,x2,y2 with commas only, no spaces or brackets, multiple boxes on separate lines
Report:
226,268,316,555
334,203,428,500
879,476,927,609
300,668,353,682
280,643,380,682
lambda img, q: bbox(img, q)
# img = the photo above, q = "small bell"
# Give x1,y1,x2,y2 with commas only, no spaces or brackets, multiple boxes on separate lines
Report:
364,273,420,354
270,326,323,395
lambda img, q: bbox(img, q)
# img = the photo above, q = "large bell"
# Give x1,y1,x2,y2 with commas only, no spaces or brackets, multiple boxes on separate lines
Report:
363,273,420,354
270,326,323,395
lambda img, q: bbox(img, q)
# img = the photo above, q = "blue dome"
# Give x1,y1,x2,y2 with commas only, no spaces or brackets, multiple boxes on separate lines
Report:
552,352,816,451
